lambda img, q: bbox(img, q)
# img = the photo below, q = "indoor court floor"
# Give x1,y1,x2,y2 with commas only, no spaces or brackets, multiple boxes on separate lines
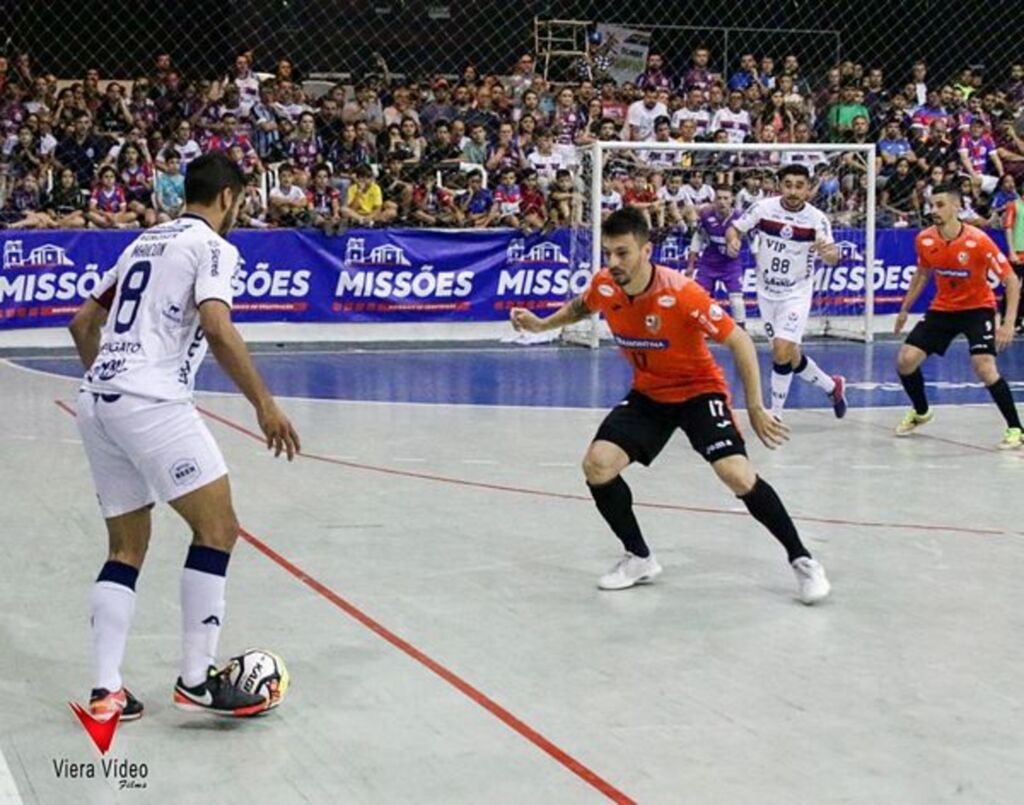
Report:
1,340,1023,804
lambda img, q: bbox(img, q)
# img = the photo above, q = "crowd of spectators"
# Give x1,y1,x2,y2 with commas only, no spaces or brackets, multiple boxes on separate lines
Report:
2,47,1024,236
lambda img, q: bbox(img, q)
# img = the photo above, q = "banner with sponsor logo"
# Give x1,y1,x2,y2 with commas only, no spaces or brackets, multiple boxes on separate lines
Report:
595,24,653,87
0,227,1006,330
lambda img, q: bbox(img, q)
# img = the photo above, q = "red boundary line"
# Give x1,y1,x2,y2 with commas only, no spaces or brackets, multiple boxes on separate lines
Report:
194,404,1016,538
52,399,636,804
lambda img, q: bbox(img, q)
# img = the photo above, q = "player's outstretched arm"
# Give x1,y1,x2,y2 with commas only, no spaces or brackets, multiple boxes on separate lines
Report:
894,268,930,334
510,295,590,334
199,300,301,460
68,298,109,369
723,326,789,449
724,224,742,258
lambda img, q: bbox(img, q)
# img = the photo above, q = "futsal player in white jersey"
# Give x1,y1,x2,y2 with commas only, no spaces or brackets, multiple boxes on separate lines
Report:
725,163,848,418
68,153,301,720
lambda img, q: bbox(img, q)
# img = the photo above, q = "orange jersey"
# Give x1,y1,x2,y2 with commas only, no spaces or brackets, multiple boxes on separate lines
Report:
582,264,736,403
915,224,1010,312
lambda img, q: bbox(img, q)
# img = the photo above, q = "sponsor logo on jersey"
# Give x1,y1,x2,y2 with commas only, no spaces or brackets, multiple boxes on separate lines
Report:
99,341,142,355
170,458,200,486
657,294,676,308
958,251,969,265
921,237,935,247
598,284,615,297
612,335,669,350
161,303,184,324
965,239,976,248
935,268,971,278
644,313,661,333
93,358,128,381
708,303,724,321
780,224,794,240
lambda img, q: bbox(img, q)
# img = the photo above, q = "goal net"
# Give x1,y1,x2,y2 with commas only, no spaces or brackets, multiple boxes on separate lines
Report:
567,141,877,345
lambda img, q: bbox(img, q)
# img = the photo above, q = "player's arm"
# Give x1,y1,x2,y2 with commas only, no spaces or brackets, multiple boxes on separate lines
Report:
723,326,789,449
68,298,109,369
998,269,1020,351
894,265,930,334
510,295,590,333
724,223,743,257
199,301,301,460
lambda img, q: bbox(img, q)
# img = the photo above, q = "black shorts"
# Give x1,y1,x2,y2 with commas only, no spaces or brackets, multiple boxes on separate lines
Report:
905,308,996,357
594,390,747,466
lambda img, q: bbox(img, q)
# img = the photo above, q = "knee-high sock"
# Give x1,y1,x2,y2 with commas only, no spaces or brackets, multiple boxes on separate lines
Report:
771,362,795,416
739,477,810,563
180,545,230,687
728,292,746,326
91,561,139,692
987,378,1022,429
588,476,650,558
794,354,836,395
899,368,929,415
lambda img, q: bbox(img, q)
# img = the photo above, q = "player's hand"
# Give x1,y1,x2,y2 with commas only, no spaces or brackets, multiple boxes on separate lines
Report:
749,405,789,450
257,402,301,461
996,322,1015,352
894,310,908,335
725,240,740,258
510,307,546,333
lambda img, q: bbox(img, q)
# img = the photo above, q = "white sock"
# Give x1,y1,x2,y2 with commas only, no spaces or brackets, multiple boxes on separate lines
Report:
180,546,229,687
796,355,836,395
728,292,746,326
770,364,795,416
90,576,137,692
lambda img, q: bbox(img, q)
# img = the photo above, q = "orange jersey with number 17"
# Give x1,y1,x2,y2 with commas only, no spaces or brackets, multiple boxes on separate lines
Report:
915,224,1011,312
581,264,736,403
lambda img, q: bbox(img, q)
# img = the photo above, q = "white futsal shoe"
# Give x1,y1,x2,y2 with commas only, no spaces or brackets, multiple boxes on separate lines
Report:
791,557,831,605
598,552,663,590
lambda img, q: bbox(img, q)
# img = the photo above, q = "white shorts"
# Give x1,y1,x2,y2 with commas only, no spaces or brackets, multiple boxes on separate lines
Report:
758,294,812,344
76,391,228,518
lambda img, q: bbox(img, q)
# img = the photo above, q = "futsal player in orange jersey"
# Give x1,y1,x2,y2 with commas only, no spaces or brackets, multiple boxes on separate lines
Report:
894,183,1022,447
510,207,830,604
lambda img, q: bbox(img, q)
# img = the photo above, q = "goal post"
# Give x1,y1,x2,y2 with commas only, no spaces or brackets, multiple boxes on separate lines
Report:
569,140,878,344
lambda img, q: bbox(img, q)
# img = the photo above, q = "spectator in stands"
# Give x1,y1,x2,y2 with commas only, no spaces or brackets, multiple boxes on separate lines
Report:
276,58,296,84
420,79,456,137
397,116,427,163
460,122,488,166
636,53,673,92
235,173,267,228
491,83,515,124
6,125,44,180
250,81,283,160
994,118,1024,180
877,117,915,179
383,86,419,128
1003,63,1024,106
728,53,758,92
156,119,202,172
681,47,714,93
268,163,310,226
709,89,751,144
485,121,526,176
54,110,104,188
621,168,656,226
457,169,494,228
411,166,458,227
154,151,184,222
43,166,87,228
462,87,501,143
827,82,869,142
153,70,184,130
958,117,1002,193
341,84,384,133
315,95,344,144
127,79,157,133
991,173,1018,218
526,128,564,190
910,61,928,106
878,156,918,225
273,81,312,123
759,56,776,90
626,84,667,142
286,110,324,183
548,167,581,226
514,89,547,129
2,173,50,228
354,119,377,162
515,113,537,153
307,164,343,234
914,117,958,180
328,122,371,192
117,142,155,227
508,54,536,102
957,173,988,226
451,84,473,121
422,119,462,168
759,89,796,140
911,88,949,136
491,166,523,228
225,53,260,117
86,165,135,228
344,163,392,227
672,87,710,140
0,57,7,95
519,168,546,233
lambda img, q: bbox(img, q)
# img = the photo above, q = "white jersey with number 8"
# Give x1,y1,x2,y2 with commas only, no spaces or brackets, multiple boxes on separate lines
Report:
731,196,832,301
83,214,240,401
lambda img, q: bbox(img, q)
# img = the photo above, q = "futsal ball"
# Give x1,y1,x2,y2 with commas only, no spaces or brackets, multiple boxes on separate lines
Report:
227,649,289,709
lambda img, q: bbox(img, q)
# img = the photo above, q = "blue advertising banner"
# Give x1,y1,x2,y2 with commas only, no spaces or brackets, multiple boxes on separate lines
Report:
0,226,1005,330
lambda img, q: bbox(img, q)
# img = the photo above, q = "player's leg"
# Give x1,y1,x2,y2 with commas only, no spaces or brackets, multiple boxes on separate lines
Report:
895,314,951,435
584,393,675,590
75,391,155,720
722,271,746,329
681,394,829,603
778,296,846,417
966,310,1023,447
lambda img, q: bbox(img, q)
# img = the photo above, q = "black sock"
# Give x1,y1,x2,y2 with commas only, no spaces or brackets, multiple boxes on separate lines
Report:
739,477,810,563
588,476,650,558
899,369,929,415
987,378,1022,429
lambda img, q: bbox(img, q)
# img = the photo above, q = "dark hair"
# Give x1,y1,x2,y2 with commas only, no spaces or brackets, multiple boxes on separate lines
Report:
312,163,331,178
713,182,734,193
777,163,811,181
353,164,373,178
931,182,962,202
603,206,650,242
555,168,572,180
654,115,671,128
98,165,116,178
183,151,245,204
